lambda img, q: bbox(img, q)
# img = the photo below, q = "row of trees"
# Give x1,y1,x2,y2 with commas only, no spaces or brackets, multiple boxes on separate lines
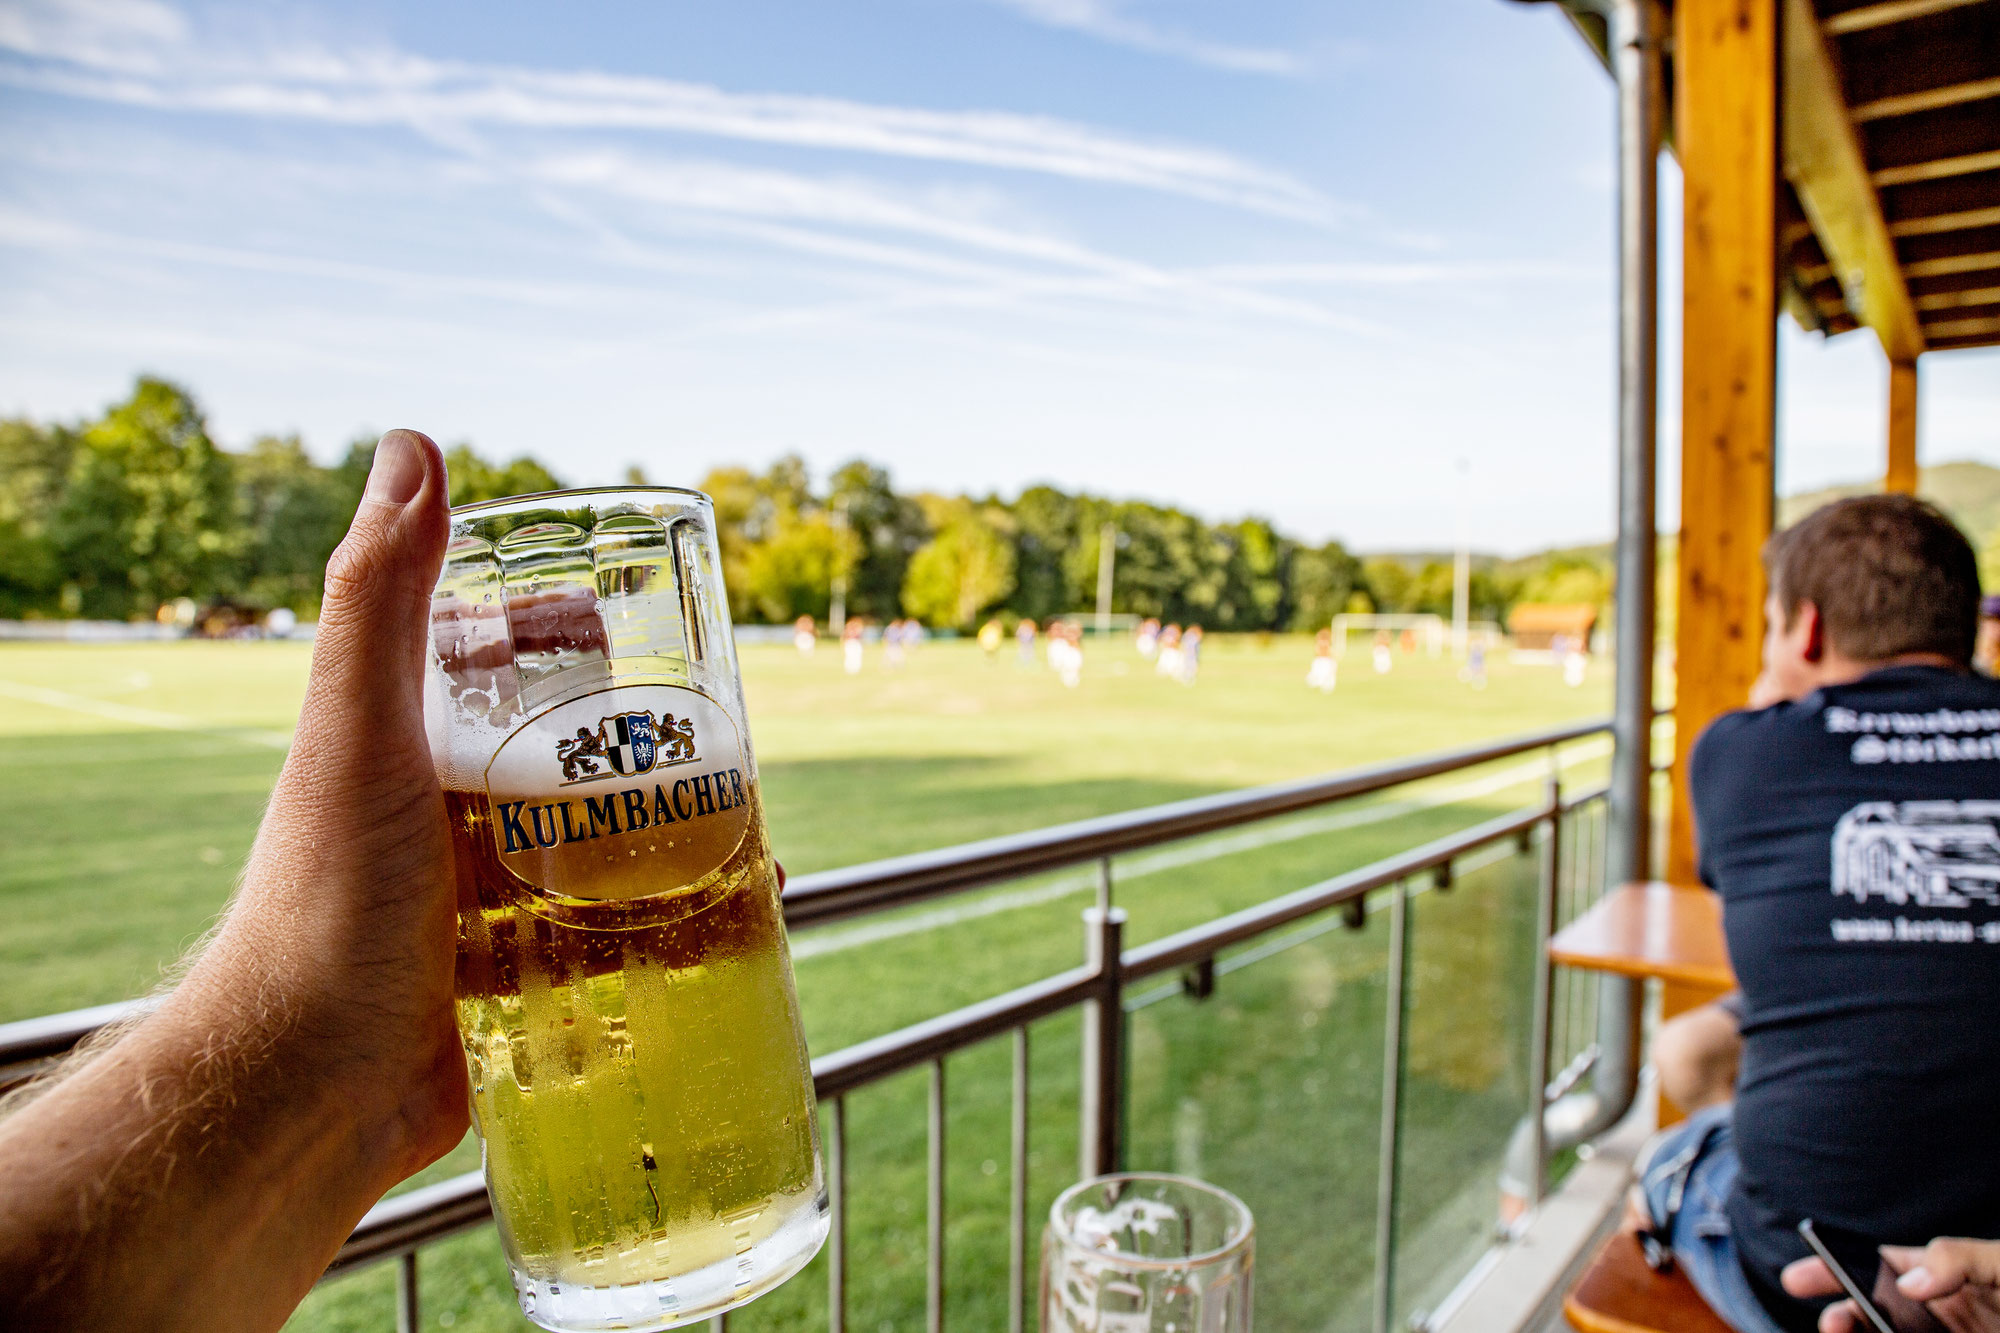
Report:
0,379,560,620
0,378,1609,629
698,457,1377,631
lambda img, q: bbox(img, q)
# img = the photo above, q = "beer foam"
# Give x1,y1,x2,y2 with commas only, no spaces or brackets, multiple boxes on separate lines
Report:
425,666,515,790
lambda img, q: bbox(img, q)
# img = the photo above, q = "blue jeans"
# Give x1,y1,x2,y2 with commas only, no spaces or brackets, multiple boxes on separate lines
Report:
1636,1103,1787,1333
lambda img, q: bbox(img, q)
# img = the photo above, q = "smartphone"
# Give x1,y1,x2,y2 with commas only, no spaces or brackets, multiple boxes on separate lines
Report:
1796,1220,1946,1333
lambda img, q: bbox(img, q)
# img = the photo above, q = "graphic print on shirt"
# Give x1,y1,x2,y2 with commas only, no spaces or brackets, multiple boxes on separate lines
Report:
1831,800,2000,909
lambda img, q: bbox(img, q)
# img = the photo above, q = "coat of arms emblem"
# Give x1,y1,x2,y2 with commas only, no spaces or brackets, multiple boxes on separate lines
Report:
557,710,697,784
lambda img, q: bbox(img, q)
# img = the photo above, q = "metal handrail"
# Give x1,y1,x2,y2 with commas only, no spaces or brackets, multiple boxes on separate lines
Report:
1123,806,1545,982
0,712,1627,1321
322,799,1577,1278
778,716,1611,925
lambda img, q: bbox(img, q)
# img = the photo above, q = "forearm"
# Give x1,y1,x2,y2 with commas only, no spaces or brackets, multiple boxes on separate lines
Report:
0,433,466,1330
0,959,420,1330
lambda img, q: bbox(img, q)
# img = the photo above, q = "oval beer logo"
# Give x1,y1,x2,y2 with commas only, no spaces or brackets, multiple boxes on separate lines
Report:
484,683,753,903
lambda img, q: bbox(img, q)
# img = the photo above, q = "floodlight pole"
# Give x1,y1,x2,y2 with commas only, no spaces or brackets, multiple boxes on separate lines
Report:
1095,522,1116,637
830,496,849,637
1452,459,1471,656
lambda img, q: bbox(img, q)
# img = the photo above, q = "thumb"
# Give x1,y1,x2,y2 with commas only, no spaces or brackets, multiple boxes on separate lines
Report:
292,429,449,778
1895,1238,2000,1302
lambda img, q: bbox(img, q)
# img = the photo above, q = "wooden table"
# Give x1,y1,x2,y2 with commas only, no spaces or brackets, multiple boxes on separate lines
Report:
1549,881,1736,1125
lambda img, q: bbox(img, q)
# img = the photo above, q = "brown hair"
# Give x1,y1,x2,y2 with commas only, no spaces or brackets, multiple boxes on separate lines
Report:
1764,494,1980,665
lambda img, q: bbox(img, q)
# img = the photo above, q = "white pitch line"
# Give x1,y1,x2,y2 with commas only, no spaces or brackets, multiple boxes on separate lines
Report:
0,678,292,750
790,737,1610,960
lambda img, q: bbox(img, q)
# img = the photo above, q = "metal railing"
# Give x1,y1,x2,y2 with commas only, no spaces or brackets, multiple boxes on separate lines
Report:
0,716,1626,1333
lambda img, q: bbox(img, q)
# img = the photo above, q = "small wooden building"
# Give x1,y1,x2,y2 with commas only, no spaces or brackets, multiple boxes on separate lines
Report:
1507,601,1600,652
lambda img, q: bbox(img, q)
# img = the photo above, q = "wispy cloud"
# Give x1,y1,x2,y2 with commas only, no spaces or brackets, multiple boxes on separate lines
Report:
0,0,1333,221
510,149,1394,336
0,0,185,74
981,0,1304,75
1200,259,1603,285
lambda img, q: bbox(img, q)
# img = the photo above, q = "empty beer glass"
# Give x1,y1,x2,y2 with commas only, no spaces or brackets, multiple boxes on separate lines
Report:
1042,1174,1254,1333
427,487,826,1331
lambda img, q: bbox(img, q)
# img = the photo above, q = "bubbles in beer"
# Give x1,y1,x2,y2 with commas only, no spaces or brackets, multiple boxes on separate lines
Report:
448,782,822,1295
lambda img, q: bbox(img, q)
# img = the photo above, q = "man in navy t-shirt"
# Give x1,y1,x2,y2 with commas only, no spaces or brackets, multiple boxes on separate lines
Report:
1635,495,2000,1333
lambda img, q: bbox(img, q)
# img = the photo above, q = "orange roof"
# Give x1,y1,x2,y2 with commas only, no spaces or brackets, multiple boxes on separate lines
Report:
1508,602,1599,635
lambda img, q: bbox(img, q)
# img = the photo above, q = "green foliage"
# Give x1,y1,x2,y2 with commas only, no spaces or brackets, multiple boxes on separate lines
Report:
1514,554,1610,608
443,445,562,507
54,377,241,618
0,375,1674,634
701,455,821,622
237,436,370,615
0,379,563,621
902,500,1017,629
828,459,927,622
1358,551,1559,625
739,511,861,623
1006,485,1081,622
1221,518,1292,630
1288,541,1362,630
0,418,76,617
1361,557,1415,615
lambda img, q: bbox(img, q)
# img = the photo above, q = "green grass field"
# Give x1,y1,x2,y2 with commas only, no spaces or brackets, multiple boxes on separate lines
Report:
0,635,1614,1332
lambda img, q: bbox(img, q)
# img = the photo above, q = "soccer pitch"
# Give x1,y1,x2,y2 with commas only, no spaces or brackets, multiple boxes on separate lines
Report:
0,635,1614,1332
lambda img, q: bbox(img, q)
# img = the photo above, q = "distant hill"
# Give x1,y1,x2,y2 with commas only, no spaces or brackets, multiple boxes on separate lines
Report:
1783,460,2000,556
1357,462,2000,631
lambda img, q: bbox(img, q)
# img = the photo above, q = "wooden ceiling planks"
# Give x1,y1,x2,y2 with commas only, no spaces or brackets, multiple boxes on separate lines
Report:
1793,0,2000,349
1786,0,1928,358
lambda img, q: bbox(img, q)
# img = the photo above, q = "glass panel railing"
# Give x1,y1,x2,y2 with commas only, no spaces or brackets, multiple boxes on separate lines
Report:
1123,913,1393,1333
1389,839,1542,1328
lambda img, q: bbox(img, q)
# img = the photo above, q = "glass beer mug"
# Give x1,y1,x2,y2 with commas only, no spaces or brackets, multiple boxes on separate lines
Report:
426,487,826,1331
1042,1175,1254,1333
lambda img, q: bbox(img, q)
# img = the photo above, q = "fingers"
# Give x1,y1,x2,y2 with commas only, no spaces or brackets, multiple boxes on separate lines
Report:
1892,1237,2000,1303
1784,1259,1863,1333
294,430,449,772
1784,1256,1842,1299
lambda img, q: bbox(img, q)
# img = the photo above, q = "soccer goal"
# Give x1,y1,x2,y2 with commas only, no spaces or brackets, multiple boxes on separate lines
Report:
1329,613,1448,657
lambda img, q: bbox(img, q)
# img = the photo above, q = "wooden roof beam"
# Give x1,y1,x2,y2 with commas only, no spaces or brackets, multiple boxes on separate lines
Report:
1884,172,2000,237
1875,151,2000,188
1891,207,2000,235
1837,4,2000,119
1864,103,2000,184
1905,253,2000,274
1895,223,2000,274
1784,0,1928,358
1821,0,1992,36
1909,268,2000,294
1913,284,2000,308
1924,312,2000,338
1852,77,2000,123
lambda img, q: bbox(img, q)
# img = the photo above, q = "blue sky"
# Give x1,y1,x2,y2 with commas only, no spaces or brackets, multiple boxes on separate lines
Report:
1,0,1994,553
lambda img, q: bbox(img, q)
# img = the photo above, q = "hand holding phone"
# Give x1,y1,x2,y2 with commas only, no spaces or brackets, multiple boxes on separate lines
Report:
1798,1220,1948,1333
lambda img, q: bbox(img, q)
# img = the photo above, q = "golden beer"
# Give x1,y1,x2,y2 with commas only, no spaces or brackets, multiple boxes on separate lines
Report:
429,489,826,1330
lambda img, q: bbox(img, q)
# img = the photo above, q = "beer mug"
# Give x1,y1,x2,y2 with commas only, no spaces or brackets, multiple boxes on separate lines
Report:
1042,1175,1253,1333
426,487,826,1331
